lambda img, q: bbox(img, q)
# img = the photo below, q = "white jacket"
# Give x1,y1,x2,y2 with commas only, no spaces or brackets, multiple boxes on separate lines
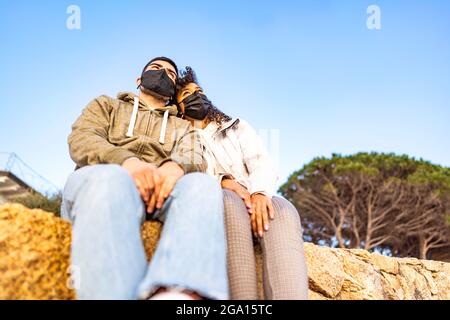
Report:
198,118,279,198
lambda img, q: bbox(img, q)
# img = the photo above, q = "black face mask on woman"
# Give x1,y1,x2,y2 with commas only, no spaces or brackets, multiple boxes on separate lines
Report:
182,91,212,120
139,69,175,98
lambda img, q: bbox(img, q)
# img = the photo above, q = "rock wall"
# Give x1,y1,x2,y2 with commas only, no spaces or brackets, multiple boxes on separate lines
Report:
0,204,449,300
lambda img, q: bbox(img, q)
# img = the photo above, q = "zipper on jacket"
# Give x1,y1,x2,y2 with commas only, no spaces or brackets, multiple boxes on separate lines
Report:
135,109,153,157
147,110,156,136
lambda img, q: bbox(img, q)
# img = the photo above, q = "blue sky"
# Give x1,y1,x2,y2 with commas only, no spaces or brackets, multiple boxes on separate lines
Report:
0,0,449,193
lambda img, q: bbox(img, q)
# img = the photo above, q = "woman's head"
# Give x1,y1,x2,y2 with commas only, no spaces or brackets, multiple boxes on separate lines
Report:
177,67,231,126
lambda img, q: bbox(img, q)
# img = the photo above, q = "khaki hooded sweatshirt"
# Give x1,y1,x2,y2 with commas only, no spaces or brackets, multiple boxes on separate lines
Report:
68,92,206,173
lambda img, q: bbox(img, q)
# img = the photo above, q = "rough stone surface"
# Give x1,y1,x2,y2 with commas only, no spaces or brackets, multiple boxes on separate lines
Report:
1,204,449,300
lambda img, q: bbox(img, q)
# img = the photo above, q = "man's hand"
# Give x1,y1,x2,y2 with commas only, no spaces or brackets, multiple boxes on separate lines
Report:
221,178,252,211
250,193,275,238
122,157,160,204
147,161,184,214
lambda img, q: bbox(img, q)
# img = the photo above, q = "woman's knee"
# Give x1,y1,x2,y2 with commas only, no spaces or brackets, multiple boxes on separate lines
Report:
223,189,251,231
271,197,303,231
223,189,246,209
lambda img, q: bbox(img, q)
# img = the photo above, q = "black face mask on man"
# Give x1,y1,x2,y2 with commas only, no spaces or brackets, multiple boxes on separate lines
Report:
182,91,212,120
139,69,175,98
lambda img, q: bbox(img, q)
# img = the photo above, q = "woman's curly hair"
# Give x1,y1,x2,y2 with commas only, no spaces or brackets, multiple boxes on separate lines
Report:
177,67,232,125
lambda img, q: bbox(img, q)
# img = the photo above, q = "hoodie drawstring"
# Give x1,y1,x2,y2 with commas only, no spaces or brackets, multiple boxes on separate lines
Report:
126,97,139,138
125,96,169,145
159,110,169,144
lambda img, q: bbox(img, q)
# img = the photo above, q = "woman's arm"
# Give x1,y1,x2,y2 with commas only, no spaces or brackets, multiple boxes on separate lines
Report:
235,119,279,237
221,177,252,210
235,119,279,198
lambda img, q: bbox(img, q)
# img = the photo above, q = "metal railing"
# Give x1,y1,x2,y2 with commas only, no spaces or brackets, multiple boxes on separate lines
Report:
0,152,60,196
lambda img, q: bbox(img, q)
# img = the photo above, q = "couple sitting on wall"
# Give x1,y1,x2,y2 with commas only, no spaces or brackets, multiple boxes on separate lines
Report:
61,56,308,300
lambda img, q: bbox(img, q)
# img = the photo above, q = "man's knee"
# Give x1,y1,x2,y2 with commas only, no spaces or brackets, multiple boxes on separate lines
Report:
170,173,223,223
83,164,131,185
64,164,137,213
67,165,133,200
175,172,222,200
65,164,143,223
83,165,139,209
65,164,131,189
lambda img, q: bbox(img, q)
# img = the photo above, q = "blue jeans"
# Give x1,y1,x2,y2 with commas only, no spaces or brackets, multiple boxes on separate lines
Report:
61,164,228,300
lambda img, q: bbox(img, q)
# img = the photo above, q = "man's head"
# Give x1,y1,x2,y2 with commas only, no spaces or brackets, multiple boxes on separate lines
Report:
136,57,178,101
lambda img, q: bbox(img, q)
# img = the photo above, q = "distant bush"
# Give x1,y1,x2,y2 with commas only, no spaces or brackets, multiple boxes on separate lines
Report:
11,191,62,216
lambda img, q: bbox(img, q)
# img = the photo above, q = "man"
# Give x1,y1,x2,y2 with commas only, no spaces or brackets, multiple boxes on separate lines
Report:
61,57,229,300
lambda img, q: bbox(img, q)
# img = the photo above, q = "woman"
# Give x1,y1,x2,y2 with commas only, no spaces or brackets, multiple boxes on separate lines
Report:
176,67,308,300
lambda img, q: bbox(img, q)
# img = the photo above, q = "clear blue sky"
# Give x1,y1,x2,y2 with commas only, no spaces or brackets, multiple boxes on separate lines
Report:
0,0,449,192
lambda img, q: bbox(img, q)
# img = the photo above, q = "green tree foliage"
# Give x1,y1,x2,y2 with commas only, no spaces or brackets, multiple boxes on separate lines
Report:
279,152,450,260
11,191,62,217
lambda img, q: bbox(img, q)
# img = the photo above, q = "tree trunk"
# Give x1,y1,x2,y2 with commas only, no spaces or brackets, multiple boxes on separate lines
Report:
418,236,428,260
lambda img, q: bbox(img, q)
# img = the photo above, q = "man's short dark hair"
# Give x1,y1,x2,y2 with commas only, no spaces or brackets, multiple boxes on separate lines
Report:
141,56,178,77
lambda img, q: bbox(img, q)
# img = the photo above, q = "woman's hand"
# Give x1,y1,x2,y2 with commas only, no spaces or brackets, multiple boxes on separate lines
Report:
221,178,252,211
250,193,275,238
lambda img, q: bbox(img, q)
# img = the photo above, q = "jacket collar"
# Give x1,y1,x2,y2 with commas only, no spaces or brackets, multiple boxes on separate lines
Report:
117,92,178,116
217,118,240,134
